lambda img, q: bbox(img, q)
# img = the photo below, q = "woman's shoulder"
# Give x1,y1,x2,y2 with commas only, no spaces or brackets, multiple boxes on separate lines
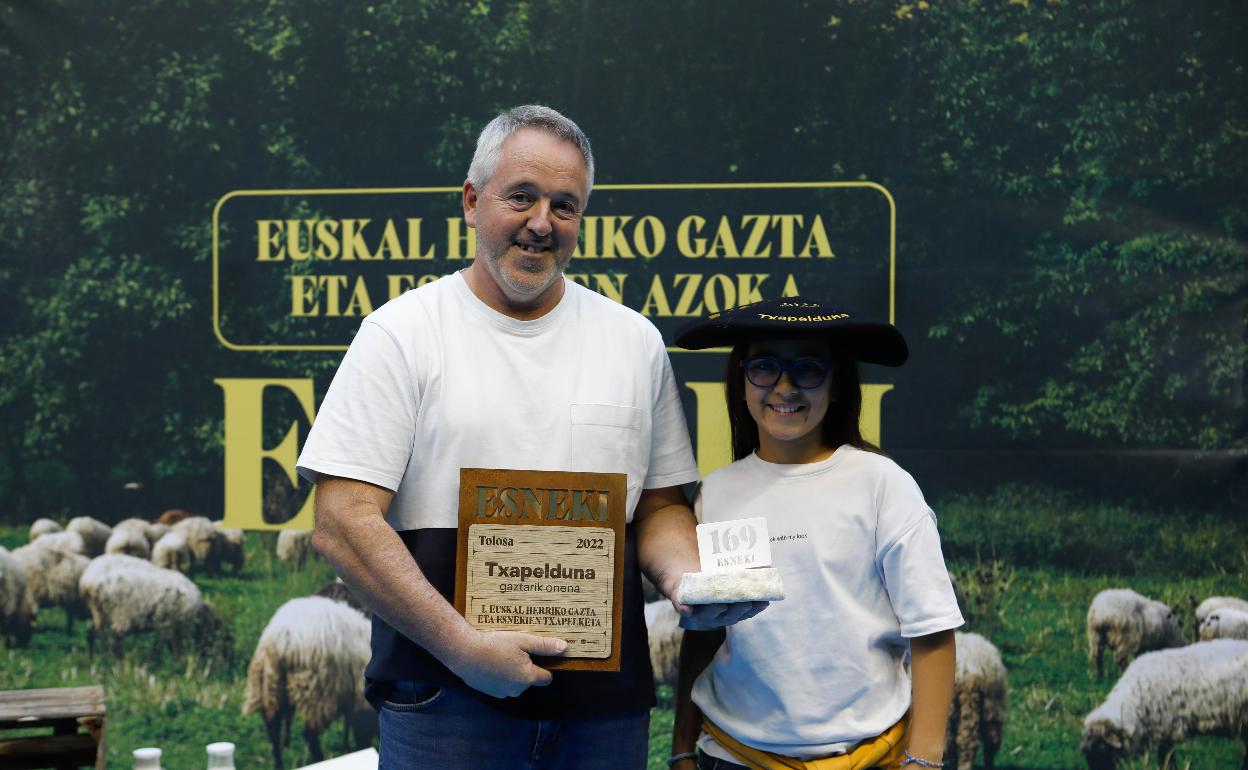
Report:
702,455,757,486
838,446,924,494
700,447,919,490
839,444,902,471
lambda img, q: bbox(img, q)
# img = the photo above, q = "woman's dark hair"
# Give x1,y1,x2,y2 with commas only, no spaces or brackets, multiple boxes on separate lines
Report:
725,340,885,462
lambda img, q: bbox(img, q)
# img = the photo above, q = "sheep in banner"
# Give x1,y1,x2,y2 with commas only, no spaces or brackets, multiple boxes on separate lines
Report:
33,530,87,557
80,554,231,662
1081,639,1248,770
1197,596,1248,628
645,599,683,688
276,529,314,570
244,596,376,770
10,542,90,634
1200,608,1248,642
172,516,223,573
152,531,193,573
66,516,112,557
0,546,35,647
114,517,166,547
315,579,372,619
154,508,193,526
105,527,151,559
1086,588,1184,678
946,631,1008,770
29,518,62,541
212,522,246,574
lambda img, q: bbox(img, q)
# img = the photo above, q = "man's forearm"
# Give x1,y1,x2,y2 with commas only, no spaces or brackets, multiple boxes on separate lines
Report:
634,485,770,631
312,493,476,671
633,489,701,599
311,477,567,699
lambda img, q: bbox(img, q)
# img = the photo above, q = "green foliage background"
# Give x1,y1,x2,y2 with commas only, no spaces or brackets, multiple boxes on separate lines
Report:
0,0,1243,519
0,3,1245,764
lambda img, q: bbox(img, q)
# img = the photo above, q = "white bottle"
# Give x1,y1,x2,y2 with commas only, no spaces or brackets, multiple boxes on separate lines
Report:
133,747,162,770
206,742,236,770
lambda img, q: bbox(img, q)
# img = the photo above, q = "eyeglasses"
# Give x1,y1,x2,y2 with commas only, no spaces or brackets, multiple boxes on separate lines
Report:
740,356,833,389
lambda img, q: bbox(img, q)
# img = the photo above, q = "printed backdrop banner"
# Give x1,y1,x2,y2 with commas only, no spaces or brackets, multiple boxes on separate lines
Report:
0,1,1242,524
2,3,1245,768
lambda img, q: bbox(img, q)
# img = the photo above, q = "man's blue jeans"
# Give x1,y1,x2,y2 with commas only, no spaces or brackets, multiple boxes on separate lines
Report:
378,681,650,770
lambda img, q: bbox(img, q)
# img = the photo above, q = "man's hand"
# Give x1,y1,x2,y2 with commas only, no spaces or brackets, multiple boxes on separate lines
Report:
313,477,570,699
634,486,772,630
443,630,568,698
674,599,769,630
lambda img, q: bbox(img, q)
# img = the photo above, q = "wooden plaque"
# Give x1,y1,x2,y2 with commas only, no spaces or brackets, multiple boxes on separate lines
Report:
454,468,628,672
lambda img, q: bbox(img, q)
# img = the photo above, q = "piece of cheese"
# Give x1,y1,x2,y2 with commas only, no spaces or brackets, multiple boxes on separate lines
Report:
676,567,785,604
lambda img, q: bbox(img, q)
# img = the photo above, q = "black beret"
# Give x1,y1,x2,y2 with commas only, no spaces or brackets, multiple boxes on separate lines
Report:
673,298,908,367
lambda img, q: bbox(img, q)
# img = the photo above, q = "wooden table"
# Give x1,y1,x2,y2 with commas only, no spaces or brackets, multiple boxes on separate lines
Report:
0,686,106,770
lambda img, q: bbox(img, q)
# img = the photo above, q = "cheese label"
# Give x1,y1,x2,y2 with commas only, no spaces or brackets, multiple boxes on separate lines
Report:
695,517,773,573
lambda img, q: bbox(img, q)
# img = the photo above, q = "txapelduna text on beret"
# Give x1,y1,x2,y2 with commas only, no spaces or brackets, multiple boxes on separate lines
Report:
673,298,908,367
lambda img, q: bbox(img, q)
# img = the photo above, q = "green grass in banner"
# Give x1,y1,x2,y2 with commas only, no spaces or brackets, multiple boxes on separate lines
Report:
0,529,342,770
937,484,1248,578
645,565,1246,770
2,484,1246,769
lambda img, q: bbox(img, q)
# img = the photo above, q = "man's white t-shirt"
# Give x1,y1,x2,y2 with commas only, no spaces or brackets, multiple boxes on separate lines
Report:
693,446,964,760
296,270,700,527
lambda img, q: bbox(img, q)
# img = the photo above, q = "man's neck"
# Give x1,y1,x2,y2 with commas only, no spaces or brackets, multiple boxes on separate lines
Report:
462,264,566,321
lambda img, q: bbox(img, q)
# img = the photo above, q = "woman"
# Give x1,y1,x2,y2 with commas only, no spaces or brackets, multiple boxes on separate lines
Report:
667,298,962,770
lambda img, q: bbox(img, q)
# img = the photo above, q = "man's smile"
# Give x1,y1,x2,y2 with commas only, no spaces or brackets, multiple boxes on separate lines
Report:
515,240,552,255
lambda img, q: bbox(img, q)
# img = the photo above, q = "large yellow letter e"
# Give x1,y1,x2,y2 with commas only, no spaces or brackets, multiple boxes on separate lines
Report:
215,378,317,531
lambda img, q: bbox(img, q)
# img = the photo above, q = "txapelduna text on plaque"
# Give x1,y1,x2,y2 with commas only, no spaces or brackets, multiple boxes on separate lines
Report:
454,468,627,672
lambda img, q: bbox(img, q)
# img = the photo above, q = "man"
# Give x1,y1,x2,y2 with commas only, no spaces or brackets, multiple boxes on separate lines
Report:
296,105,763,769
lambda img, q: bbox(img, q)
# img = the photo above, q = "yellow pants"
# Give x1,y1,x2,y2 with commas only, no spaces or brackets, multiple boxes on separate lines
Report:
702,713,908,770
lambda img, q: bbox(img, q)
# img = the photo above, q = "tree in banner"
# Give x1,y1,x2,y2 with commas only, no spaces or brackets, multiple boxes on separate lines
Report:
907,0,1247,449
560,0,1244,452
1,0,1244,519
0,0,548,518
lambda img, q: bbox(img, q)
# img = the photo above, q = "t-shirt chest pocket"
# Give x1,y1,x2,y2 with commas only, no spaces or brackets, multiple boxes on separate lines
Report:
569,404,644,493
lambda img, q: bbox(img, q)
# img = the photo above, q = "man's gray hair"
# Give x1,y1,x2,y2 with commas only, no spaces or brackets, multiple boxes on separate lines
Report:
467,105,594,194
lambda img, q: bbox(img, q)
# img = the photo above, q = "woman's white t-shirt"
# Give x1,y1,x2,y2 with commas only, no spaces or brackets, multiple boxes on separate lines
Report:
693,446,964,760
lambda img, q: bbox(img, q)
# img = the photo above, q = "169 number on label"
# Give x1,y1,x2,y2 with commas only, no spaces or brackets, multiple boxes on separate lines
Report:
707,524,756,554
695,516,773,574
